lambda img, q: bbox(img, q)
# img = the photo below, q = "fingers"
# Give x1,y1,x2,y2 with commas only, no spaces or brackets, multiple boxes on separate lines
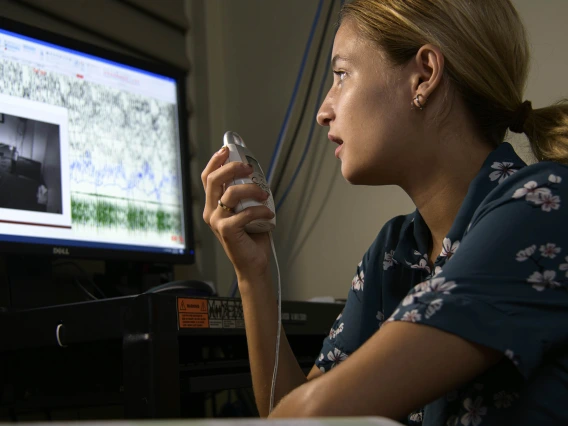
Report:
203,162,254,223
201,146,229,190
220,184,269,211
213,205,275,239
202,146,267,226
208,183,270,229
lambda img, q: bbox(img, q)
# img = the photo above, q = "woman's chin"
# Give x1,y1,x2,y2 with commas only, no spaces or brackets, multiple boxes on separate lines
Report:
341,165,365,185
341,164,387,186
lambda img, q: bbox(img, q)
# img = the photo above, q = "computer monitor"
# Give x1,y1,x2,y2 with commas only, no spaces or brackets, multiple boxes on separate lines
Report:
0,17,194,265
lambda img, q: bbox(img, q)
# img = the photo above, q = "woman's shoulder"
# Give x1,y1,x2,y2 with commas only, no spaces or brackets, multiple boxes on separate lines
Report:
477,160,567,202
514,160,568,181
469,160,567,232
514,159,567,184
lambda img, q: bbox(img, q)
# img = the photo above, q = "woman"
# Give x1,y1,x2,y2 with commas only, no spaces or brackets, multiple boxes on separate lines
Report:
201,0,568,424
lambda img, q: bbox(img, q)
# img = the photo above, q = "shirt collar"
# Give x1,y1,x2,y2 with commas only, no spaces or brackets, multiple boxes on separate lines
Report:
393,142,527,269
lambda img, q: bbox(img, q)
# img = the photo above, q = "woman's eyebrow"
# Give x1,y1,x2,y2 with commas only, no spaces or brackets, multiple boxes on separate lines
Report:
331,54,350,68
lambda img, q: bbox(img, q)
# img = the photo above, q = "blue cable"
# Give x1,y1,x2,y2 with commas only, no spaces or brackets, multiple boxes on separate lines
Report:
275,0,344,212
266,0,324,184
276,48,331,212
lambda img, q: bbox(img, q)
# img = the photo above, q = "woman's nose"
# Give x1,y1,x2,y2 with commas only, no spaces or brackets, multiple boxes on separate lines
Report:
316,95,334,127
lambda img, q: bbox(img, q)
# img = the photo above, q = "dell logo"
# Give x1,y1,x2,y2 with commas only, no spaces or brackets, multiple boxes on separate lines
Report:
53,247,70,255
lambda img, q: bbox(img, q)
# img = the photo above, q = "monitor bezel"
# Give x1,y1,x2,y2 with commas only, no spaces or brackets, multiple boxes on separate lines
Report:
0,16,195,265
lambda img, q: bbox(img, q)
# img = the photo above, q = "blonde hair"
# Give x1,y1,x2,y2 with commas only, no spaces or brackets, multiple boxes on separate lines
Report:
341,0,568,164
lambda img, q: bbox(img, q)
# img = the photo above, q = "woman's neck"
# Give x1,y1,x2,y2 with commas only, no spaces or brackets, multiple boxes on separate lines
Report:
403,136,494,262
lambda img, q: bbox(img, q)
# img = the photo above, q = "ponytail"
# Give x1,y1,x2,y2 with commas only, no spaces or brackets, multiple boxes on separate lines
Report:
523,100,568,164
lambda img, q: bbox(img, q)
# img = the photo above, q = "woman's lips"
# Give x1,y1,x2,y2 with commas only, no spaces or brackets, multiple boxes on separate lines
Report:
328,134,343,158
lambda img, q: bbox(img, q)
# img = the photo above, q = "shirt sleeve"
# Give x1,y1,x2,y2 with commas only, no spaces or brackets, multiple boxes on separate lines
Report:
387,165,568,379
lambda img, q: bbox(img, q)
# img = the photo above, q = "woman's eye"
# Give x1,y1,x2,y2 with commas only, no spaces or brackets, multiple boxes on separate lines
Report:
333,70,346,82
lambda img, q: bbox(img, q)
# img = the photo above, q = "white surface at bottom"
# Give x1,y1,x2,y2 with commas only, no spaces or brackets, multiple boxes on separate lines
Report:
15,418,405,426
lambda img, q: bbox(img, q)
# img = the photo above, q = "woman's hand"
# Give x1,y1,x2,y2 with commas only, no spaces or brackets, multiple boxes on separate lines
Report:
201,146,275,281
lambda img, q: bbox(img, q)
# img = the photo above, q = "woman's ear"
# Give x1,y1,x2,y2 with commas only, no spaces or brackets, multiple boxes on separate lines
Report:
411,44,445,100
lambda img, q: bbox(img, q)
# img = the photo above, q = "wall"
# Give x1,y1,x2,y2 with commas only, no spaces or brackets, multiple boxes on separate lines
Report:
43,123,62,213
0,114,19,147
2,1,566,300
190,0,568,300
18,118,33,157
30,120,47,164
0,115,35,155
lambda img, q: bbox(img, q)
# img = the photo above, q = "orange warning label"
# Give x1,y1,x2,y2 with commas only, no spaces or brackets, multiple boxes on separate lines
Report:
178,298,208,313
179,312,209,328
178,298,209,328
177,297,248,329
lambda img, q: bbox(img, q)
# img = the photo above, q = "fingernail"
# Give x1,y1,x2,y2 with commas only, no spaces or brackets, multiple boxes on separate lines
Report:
246,164,253,170
217,146,227,155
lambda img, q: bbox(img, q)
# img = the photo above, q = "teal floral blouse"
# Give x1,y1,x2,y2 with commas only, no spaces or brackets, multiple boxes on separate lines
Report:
315,142,568,425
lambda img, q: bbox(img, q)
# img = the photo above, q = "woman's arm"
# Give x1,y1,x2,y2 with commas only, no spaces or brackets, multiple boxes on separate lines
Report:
238,275,324,417
200,148,323,417
269,320,502,418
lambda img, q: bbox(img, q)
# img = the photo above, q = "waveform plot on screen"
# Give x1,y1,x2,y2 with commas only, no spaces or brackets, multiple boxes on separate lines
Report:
71,193,182,235
69,149,180,204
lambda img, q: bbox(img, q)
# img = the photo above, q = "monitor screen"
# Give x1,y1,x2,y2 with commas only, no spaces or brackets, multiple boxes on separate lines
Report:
0,18,194,263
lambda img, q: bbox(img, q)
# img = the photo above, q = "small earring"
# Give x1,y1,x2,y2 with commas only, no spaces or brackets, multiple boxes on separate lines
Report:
412,94,427,111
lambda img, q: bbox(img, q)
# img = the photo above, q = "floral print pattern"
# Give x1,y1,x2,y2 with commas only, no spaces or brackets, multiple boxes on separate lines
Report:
461,397,487,426
493,391,519,409
326,347,348,368
315,143,568,425
409,410,424,423
516,245,536,262
512,181,550,201
401,309,422,322
328,322,344,339
559,257,568,277
516,243,568,291
527,270,560,291
534,192,561,212
512,179,561,212
351,261,365,291
539,243,561,258
440,238,460,259
383,249,398,270
406,250,431,273
489,161,518,183
376,311,385,328
504,349,520,367
393,276,457,324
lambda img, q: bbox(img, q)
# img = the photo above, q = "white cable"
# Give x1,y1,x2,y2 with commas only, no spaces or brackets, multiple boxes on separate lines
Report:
268,230,281,414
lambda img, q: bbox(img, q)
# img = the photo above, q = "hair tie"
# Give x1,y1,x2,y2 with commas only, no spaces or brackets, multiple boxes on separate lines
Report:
509,100,532,133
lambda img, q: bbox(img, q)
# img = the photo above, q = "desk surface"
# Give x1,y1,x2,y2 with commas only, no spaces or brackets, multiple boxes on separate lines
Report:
181,419,404,426
21,419,404,426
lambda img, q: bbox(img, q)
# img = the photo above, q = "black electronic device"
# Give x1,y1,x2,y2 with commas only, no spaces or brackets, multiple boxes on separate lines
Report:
0,17,194,265
0,293,344,419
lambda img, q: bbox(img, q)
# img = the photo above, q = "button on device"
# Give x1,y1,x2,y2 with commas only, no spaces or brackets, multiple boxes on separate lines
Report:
290,313,307,322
